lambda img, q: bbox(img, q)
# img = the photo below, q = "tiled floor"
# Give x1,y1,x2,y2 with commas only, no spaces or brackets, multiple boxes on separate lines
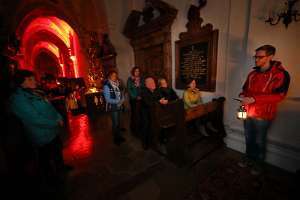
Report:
2,111,298,200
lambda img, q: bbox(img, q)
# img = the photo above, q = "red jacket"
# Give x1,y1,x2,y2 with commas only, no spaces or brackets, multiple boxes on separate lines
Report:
240,61,290,120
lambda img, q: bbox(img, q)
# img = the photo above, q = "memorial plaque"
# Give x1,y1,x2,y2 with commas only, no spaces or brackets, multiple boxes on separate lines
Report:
179,42,208,85
175,30,218,91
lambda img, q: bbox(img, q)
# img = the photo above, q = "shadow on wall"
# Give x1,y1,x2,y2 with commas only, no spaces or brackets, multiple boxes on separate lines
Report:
269,98,300,148
223,34,254,124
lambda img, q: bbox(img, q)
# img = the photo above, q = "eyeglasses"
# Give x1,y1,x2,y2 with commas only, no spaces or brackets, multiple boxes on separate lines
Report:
253,55,268,60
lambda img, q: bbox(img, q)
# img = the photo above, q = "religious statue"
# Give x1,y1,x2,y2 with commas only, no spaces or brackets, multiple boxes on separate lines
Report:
87,32,105,90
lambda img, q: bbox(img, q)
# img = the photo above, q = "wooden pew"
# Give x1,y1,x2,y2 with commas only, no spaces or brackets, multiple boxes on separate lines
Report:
151,99,187,165
185,97,226,137
150,97,226,165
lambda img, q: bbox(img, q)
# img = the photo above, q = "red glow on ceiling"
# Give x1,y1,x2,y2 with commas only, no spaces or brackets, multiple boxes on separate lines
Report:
32,41,59,58
23,16,73,48
21,16,79,77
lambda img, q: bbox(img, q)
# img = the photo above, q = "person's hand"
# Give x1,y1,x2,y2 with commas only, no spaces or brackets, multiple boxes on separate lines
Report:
118,98,125,107
159,98,168,105
137,96,142,100
242,97,255,105
58,120,64,127
118,102,123,108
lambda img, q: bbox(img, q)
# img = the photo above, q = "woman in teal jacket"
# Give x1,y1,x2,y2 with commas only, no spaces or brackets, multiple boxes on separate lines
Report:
127,66,144,135
9,70,72,183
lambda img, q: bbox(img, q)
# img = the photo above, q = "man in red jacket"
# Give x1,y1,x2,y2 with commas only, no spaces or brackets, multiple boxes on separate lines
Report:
238,45,290,175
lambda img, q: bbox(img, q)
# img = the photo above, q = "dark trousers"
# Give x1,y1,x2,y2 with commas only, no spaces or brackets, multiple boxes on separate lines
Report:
38,135,65,179
244,117,271,162
129,99,142,135
141,109,152,147
111,110,121,139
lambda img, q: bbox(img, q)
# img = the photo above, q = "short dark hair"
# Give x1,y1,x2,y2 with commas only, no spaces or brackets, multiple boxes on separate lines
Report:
157,77,167,87
256,45,276,56
13,69,35,86
107,69,118,78
185,78,195,86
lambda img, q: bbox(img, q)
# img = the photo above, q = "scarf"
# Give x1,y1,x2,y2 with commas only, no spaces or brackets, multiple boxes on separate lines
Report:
132,76,141,87
109,79,121,100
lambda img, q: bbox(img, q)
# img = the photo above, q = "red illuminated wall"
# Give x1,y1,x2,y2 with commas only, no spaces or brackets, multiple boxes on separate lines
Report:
17,15,81,78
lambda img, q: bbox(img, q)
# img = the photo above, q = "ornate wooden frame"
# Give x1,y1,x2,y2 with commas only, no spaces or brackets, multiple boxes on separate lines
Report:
175,3,218,91
123,0,177,83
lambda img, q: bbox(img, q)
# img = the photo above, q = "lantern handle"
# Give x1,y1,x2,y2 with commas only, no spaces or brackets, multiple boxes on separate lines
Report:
233,98,243,102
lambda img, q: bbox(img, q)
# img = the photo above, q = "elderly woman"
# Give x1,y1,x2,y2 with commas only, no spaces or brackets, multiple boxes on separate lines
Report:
9,69,72,184
157,77,178,101
140,76,168,150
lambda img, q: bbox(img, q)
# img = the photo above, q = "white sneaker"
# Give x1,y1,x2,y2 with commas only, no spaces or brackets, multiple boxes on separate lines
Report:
207,122,218,132
250,163,263,176
199,126,209,137
238,157,253,168
158,144,167,155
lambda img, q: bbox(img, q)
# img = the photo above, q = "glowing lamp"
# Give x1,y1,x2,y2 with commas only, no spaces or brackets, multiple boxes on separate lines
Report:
70,55,76,61
237,105,247,120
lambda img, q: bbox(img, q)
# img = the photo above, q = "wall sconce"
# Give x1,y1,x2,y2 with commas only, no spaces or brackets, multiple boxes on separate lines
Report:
265,0,300,28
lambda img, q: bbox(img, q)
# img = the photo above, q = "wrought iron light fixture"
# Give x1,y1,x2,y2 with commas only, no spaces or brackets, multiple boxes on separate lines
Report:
265,0,300,28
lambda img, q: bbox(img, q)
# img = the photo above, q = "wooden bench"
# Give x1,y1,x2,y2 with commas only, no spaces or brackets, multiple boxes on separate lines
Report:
150,97,226,165
185,97,226,137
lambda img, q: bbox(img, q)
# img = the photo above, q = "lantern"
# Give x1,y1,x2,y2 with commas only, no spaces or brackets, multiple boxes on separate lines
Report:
237,105,247,120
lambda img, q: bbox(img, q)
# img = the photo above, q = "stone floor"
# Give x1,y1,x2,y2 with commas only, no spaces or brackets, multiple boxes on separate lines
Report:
2,111,298,200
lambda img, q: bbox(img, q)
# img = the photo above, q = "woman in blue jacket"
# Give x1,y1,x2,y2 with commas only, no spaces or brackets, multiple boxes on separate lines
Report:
9,70,72,183
103,70,125,145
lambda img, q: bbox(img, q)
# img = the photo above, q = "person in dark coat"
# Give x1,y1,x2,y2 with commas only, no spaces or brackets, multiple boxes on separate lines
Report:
157,77,178,101
140,76,168,149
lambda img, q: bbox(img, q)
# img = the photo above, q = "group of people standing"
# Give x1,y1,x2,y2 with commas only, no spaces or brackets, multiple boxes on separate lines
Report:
103,44,291,177
4,44,291,188
103,65,214,149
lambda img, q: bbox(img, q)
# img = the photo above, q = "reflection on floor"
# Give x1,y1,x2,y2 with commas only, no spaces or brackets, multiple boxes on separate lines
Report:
4,111,299,200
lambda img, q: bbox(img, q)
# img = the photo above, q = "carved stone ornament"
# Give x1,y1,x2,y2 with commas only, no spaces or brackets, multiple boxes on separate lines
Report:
175,0,219,91
123,0,177,82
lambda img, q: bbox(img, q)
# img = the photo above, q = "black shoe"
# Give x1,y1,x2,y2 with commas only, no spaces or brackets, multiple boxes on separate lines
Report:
114,137,125,145
142,143,149,150
119,136,126,142
59,164,74,172
114,138,121,146
64,164,74,171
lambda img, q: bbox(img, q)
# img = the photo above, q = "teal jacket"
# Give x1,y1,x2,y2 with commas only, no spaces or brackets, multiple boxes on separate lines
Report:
127,77,144,100
9,88,63,146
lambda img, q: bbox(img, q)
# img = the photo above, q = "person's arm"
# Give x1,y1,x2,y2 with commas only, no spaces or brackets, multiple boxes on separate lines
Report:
10,94,62,128
243,70,290,104
183,90,195,108
239,74,251,97
170,88,179,100
103,85,120,104
141,89,154,107
127,78,137,99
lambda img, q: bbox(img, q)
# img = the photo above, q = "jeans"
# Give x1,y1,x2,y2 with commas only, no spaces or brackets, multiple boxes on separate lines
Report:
244,117,271,162
111,110,121,139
